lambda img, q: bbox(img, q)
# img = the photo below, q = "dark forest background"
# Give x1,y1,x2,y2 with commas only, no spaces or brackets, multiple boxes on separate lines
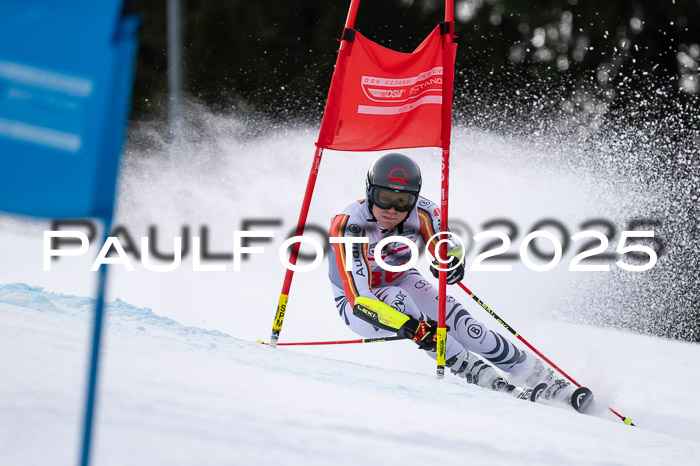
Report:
132,0,699,127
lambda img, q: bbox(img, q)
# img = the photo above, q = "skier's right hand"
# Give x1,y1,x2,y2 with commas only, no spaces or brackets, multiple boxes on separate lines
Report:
398,317,439,351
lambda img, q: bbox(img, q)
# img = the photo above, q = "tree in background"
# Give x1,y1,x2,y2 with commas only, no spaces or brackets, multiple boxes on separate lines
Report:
132,0,698,122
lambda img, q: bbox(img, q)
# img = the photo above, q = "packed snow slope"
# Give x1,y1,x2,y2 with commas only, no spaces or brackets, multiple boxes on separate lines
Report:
1,116,698,464
2,283,700,466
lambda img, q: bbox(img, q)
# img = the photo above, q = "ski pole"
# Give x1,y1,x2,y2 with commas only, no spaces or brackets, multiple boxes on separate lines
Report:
457,281,635,426
257,335,405,346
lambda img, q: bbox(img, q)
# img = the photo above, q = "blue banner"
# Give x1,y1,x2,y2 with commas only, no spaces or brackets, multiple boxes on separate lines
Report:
0,1,139,219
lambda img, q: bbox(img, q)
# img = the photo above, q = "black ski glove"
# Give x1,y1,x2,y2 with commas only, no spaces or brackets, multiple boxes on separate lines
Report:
397,317,440,351
430,255,464,284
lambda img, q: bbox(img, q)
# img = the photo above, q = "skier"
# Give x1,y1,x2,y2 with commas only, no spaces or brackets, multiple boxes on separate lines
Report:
328,152,560,394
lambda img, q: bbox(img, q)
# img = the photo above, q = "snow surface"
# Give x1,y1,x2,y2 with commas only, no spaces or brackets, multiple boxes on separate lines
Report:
2,283,700,466
1,119,699,464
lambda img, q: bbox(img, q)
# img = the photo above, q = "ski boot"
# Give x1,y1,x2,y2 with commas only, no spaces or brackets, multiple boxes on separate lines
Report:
447,349,508,391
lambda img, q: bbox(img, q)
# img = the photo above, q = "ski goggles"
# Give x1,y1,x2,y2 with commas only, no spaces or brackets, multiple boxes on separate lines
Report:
370,187,418,212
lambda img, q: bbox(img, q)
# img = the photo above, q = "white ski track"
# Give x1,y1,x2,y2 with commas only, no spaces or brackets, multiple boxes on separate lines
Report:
1,283,699,466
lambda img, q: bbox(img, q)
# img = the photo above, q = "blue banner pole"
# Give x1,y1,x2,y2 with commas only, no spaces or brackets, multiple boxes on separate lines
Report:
79,217,112,466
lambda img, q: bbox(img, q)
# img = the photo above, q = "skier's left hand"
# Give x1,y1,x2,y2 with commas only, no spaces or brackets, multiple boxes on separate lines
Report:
430,255,464,284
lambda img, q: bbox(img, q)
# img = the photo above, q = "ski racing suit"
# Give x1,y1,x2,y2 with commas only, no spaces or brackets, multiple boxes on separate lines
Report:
328,196,536,378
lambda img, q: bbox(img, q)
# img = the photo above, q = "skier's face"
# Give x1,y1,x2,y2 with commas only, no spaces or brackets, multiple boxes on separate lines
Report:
372,203,409,229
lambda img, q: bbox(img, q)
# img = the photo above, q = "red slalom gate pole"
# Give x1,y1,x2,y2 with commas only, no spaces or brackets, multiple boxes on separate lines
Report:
436,0,456,378
457,281,635,425
436,147,450,380
344,0,361,39
258,336,404,346
269,0,362,347
269,146,324,346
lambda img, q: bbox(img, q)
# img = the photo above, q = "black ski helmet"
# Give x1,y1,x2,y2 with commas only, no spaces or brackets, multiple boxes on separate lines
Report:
365,153,422,212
